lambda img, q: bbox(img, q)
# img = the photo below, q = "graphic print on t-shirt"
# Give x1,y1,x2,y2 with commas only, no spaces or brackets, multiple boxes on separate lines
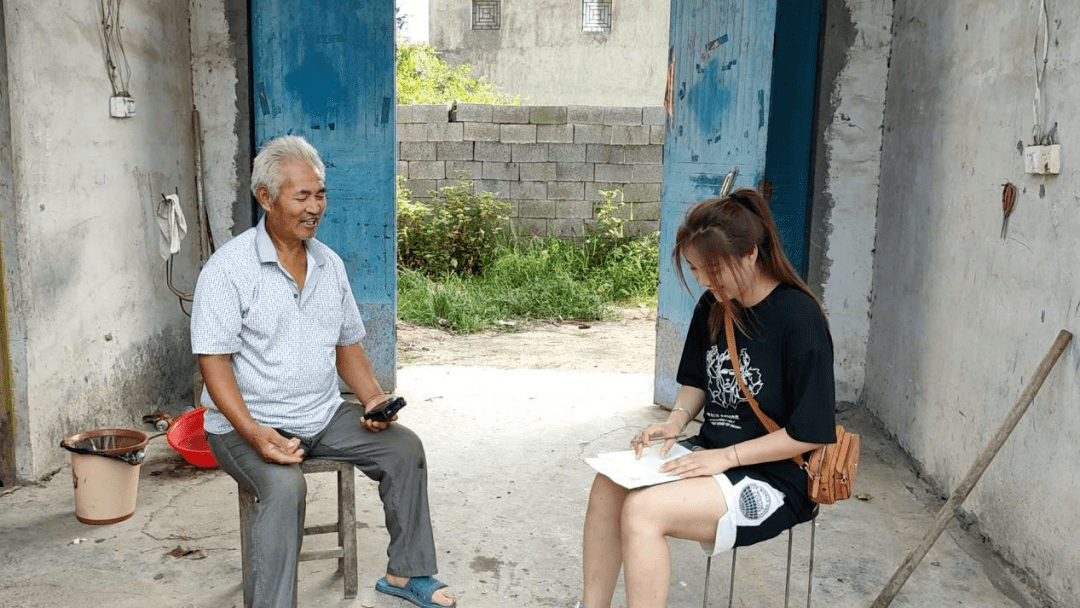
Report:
705,344,763,416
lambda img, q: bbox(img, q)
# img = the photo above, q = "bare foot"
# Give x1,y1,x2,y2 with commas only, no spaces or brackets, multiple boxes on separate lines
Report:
384,574,456,607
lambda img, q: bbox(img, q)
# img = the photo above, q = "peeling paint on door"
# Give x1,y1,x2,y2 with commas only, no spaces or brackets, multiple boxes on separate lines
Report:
252,0,398,389
655,0,824,405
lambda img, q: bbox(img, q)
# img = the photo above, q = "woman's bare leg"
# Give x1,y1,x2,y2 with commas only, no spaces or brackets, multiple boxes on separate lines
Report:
582,474,631,608
620,477,727,608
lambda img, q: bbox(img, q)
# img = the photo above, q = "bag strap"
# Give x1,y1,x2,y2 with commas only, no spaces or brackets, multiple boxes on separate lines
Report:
723,306,807,468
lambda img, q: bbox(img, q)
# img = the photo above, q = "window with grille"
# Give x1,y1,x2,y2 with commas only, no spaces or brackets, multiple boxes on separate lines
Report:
582,0,612,33
472,0,501,30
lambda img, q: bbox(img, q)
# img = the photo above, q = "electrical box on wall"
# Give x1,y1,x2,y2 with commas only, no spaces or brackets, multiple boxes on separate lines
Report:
1023,144,1060,175
109,96,136,118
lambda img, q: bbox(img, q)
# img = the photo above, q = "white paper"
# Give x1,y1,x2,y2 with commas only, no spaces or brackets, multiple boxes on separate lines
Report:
584,444,692,489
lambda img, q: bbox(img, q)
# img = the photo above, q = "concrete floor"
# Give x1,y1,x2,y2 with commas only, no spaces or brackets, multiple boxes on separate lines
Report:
0,365,1039,608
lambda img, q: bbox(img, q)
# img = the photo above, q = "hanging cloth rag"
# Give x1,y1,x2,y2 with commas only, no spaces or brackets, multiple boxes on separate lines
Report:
156,193,187,261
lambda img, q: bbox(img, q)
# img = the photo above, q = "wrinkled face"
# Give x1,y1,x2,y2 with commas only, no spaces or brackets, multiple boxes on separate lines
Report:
683,245,755,303
258,158,326,244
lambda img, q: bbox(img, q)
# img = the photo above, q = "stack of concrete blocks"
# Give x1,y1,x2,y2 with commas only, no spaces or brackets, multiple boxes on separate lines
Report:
397,104,666,237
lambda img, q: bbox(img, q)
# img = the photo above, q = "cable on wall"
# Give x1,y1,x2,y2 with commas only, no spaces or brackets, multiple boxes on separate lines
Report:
1031,0,1054,146
98,0,137,118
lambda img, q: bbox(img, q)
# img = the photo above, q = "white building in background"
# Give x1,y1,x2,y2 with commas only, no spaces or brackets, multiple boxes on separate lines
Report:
428,0,670,106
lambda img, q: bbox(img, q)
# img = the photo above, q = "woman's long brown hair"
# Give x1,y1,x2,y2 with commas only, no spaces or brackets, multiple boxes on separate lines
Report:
673,188,823,341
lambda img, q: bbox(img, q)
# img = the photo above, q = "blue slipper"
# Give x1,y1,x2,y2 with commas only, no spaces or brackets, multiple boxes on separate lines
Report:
376,576,456,608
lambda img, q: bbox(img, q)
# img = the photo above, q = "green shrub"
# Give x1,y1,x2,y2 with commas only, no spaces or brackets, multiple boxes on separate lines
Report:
396,41,522,106
573,188,629,269
397,176,513,278
396,182,659,333
579,189,660,301
512,231,659,305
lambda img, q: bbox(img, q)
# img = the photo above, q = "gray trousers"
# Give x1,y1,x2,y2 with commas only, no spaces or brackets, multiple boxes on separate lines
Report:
207,401,438,608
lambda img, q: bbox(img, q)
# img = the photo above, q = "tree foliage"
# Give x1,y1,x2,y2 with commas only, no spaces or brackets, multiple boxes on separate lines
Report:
396,41,521,106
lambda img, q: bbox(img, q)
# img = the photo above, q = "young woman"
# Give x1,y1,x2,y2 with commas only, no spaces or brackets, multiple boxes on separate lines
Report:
577,188,836,608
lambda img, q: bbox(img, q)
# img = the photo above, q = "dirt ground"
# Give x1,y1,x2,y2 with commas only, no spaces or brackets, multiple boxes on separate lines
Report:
396,305,657,373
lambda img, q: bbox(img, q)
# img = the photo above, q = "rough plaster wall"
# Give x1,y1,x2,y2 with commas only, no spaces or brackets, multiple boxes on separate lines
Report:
867,1,1080,604
0,5,29,481
809,0,892,405
430,0,669,106
4,0,198,478
190,0,243,246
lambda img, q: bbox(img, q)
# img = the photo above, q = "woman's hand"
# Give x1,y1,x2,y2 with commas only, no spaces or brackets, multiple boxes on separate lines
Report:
659,448,737,478
631,421,684,458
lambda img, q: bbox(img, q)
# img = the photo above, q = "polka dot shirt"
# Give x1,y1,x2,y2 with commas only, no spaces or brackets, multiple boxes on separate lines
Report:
190,218,365,437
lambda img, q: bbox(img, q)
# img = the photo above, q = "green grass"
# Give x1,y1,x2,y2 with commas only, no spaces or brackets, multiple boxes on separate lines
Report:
396,181,660,333
397,234,659,334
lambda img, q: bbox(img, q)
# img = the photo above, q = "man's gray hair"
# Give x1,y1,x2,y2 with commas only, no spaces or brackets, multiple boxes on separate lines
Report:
250,135,327,201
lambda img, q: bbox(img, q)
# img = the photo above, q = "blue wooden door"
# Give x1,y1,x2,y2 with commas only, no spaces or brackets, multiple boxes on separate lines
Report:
655,0,823,405
765,0,824,275
252,0,398,389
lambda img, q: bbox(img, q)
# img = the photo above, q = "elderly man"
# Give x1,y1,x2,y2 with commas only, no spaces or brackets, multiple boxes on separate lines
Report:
191,135,456,608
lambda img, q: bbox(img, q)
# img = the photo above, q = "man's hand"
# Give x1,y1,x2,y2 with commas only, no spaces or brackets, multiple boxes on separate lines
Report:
199,354,302,463
360,395,394,433
337,343,396,434
242,425,305,464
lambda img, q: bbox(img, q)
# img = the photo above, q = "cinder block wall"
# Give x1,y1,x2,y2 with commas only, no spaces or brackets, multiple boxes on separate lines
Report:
397,104,665,237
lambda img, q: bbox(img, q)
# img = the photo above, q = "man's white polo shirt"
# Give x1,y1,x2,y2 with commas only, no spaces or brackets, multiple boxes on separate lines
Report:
190,218,366,437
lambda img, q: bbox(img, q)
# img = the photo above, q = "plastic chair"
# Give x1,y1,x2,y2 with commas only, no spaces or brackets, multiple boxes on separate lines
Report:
237,458,358,603
702,506,819,608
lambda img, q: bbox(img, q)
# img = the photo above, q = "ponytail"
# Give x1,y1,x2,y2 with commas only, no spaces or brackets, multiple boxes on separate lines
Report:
674,188,824,341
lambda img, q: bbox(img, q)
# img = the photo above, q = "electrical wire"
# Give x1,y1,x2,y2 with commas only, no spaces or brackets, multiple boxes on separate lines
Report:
162,188,195,318
165,256,193,317
1031,0,1051,145
99,0,132,97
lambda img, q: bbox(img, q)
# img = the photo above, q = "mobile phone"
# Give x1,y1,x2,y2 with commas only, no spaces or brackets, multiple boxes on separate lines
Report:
363,396,406,422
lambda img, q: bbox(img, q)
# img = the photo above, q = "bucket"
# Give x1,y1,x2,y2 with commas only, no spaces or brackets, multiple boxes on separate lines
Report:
166,407,218,467
60,428,149,525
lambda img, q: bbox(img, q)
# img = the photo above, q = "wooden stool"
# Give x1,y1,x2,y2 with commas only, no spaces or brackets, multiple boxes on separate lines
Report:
238,459,358,603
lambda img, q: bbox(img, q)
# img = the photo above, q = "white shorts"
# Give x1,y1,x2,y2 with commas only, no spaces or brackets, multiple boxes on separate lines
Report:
700,473,794,555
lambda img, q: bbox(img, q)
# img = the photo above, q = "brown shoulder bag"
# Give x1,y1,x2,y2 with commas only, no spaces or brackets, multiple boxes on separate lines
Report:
723,308,859,505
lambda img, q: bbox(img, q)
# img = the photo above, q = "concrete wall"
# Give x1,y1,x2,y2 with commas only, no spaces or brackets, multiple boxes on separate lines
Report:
866,1,1080,604
190,0,253,242
398,103,665,237
808,0,893,405
429,0,669,106
2,0,199,478
0,6,22,484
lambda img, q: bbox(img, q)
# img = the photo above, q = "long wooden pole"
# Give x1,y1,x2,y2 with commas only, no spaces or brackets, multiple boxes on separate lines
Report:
871,329,1073,608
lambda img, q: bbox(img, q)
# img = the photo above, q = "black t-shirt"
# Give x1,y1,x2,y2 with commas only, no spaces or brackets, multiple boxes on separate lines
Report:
676,286,836,516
